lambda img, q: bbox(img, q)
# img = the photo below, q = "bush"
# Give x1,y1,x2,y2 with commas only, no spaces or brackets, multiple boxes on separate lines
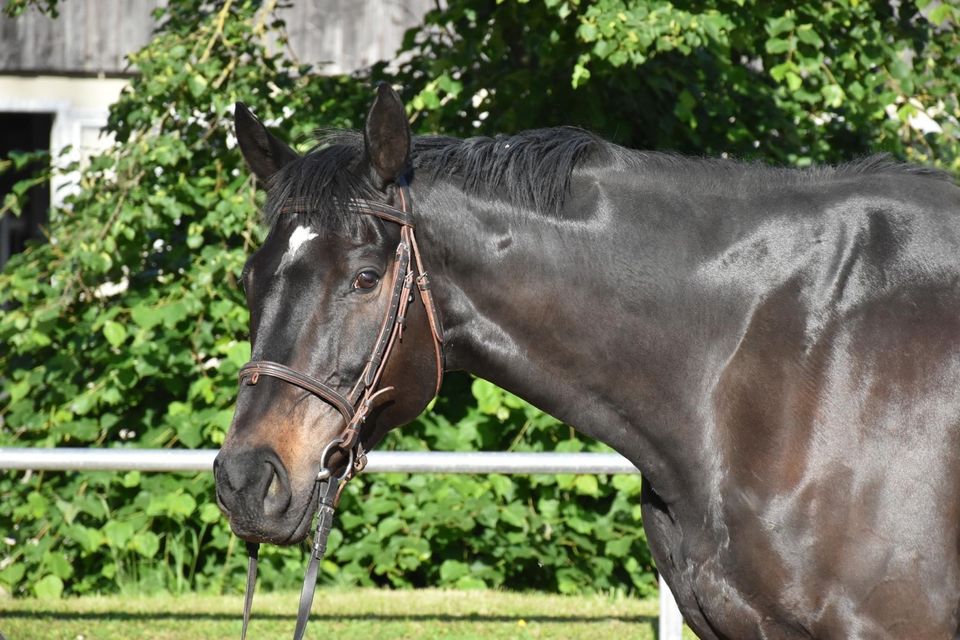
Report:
1,0,957,599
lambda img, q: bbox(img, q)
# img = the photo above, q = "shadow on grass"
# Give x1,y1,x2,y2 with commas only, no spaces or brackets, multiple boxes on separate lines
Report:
0,610,657,625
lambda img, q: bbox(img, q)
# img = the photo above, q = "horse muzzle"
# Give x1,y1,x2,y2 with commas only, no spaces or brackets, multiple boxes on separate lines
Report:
213,446,318,544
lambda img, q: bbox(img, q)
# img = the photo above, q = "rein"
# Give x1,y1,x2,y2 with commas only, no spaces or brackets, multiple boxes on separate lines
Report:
234,182,443,639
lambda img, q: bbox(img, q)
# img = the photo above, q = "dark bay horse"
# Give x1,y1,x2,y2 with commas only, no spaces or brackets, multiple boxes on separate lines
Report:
214,83,960,639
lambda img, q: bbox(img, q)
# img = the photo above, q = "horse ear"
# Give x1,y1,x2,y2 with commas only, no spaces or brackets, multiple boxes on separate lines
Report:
363,82,411,184
234,102,298,182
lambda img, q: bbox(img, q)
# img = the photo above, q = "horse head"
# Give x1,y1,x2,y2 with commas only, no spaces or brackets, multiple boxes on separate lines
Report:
214,84,442,544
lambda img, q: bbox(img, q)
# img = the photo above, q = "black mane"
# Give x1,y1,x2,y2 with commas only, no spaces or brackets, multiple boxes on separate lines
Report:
262,126,952,231
262,127,602,230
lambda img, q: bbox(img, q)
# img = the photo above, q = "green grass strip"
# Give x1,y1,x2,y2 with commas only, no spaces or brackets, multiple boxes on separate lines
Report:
0,588,702,639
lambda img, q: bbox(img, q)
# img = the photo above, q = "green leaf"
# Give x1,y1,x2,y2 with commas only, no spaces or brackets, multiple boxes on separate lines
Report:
176,421,204,448
131,531,160,557
103,321,128,347
612,474,642,495
765,37,791,54
68,525,106,553
0,563,26,587
821,84,845,108
489,474,514,500
929,4,954,26
8,378,30,403
44,553,73,580
103,520,135,549
572,61,591,89
56,497,80,524
377,517,405,539
454,575,487,590
767,15,795,36
33,575,64,599
578,22,598,42
471,378,501,415
574,475,600,497
158,301,188,328
187,73,208,98
499,502,527,529
154,492,198,518
605,537,633,557
130,305,162,329
795,25,823,48
785,71,802,92
199,502,222,524
439,559,470,582
223,341,251,368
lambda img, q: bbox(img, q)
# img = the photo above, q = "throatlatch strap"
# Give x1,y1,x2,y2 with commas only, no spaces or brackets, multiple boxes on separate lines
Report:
293,477,340,640
241,542,260,640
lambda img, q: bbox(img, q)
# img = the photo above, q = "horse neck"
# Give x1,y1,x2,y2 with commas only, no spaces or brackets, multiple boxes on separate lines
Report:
413,168,726,491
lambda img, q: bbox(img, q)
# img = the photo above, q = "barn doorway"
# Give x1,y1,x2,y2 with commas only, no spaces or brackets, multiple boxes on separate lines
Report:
0,112,53,269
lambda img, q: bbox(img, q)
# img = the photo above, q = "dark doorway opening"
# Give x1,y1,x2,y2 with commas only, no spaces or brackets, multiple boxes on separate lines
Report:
1,112,53,269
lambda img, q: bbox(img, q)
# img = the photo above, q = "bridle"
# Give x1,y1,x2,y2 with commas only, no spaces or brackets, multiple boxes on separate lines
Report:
234,179,444,640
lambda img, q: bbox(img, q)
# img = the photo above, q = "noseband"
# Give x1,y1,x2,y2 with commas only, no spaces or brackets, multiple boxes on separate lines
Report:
234,181,444,640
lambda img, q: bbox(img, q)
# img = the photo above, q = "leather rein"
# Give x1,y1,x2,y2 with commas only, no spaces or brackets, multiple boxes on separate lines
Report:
234,181,443,639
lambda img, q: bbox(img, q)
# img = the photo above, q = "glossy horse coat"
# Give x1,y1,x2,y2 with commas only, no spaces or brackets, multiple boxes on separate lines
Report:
215,85,960,638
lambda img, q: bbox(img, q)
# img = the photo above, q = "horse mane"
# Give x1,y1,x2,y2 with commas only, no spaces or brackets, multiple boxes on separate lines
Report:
262,126,953,230
262,127,602,230
411,127,602,213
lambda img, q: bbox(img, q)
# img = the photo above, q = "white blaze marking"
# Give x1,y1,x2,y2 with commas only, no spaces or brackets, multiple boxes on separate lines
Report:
278,225,318,272
288,225,318,254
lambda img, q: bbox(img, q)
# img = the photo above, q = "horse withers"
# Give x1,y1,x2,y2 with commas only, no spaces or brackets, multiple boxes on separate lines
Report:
214,83,960,639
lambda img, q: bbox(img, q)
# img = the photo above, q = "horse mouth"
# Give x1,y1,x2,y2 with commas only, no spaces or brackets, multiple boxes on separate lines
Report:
218,482,320,545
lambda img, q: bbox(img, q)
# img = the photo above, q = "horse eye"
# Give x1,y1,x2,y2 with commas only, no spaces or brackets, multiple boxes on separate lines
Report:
353,270,380,290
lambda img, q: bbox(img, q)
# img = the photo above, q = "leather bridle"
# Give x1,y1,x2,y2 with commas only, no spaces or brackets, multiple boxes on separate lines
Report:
234,180,443,640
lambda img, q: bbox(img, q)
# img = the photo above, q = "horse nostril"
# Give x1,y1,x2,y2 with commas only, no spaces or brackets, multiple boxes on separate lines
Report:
262,461,292,517
266,467,282,500
214,448,292,518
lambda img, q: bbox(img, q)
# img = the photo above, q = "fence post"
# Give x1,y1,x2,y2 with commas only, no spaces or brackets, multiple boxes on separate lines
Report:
659,575,684,639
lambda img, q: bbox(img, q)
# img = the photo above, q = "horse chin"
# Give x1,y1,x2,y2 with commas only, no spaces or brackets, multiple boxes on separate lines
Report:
224,486,319,545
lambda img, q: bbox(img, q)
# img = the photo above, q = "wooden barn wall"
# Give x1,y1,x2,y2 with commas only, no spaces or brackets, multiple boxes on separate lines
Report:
0,0,165,76
0,0,434,76
278,0,435,74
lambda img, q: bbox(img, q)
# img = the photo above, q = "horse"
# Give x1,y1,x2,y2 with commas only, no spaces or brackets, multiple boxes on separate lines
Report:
214,83,960,639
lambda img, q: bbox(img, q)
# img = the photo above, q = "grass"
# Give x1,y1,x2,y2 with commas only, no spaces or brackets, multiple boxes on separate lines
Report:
0,587,700,639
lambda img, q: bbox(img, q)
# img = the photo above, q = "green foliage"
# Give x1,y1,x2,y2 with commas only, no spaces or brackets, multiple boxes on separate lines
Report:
2,0,957,601
395,0,959,169
1,0,60,18
327,375,655,596
0,0,373,598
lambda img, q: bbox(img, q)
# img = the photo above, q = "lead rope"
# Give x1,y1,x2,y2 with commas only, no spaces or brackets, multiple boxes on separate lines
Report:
292,475,340,640
241,542,259,640
240,452,351,640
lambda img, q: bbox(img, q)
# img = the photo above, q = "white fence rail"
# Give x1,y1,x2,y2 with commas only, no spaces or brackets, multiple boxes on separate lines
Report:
0,448,684,639
0,448,641,474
